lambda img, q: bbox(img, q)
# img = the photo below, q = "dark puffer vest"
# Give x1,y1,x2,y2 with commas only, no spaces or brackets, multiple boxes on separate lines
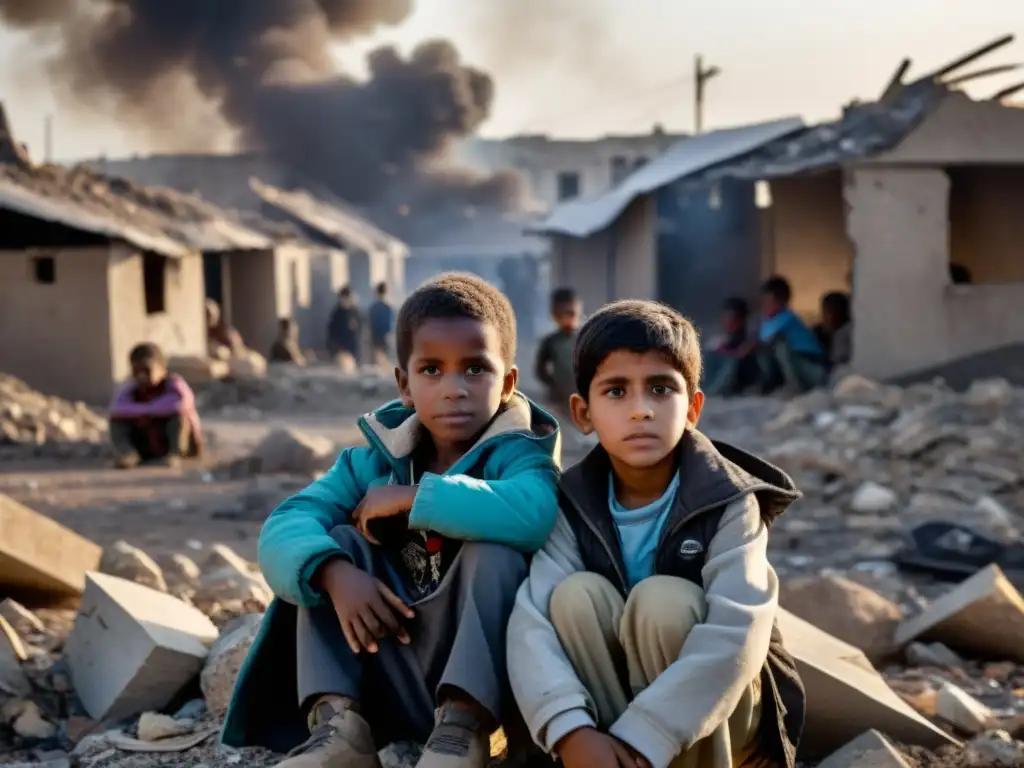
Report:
559,430,806,768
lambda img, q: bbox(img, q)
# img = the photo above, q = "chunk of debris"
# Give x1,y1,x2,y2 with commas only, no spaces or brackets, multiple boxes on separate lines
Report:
64,572,218,721
963,730,1024,767
99,540,168,593
1,698,57,740
105,726,218,753
815,730,911,768
236,427,336,476
193,546,272,615
0,493,102,597
776,608,958,755
936,682,995,735
895,565,1024,663
200,613,263,717
850,481,898,514
0,598,46,637
0,614,31,697
779,574,902,660
905,641,964,669
161,552,202,588
167,355,229,386
137,711,193,742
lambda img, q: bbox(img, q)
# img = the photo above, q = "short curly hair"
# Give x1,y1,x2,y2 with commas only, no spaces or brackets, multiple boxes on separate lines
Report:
574,300,701,399
396,272,517,371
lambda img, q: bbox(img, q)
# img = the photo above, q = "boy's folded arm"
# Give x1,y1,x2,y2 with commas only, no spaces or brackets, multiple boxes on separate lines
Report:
610,494,777,768
507,513,595,752
257,447,380,607
408,441,559,552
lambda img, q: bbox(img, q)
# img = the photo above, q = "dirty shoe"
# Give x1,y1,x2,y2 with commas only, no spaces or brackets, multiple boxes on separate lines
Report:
275,696,382,768
113,451,141,470
415,705,489,768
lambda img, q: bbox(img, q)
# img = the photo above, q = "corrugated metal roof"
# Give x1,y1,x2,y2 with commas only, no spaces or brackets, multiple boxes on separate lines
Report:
528,117,805,238
0,162,273,258
251,179,408,259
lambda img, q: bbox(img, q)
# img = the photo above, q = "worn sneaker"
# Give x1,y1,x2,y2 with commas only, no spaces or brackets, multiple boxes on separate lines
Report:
275,696,382,768
112,451,141,470
415,705,489,768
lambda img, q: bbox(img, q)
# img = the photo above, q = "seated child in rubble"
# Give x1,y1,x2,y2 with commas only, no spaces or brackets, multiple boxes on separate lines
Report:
757,275,828,395
270,317,307,366
703,296,759,397
108,342,203,469
220,272,562,768
508,300,806,768
814,291,852,379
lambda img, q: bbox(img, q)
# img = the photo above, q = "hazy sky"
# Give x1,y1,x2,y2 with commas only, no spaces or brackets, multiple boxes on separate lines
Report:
1,0,1023,161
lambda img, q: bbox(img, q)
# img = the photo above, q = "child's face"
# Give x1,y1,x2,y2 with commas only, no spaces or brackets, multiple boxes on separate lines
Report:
761,292,784,317
821,308,840,332
396,318,517,450
722,310,744,334
132,360,166,390
552,301,582,333
570,350,703,470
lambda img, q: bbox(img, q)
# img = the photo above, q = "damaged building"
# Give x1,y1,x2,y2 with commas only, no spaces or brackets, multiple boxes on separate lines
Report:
0,106,313,403
531,35,1024,383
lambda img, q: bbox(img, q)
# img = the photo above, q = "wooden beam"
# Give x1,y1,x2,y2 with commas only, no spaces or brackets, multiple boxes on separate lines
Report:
992,80,1024,101
880,58,912,101
944,63,1022,87
928,34,1015,81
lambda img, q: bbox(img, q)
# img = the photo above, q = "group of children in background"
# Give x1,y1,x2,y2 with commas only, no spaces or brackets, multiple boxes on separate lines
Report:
106,272,814,768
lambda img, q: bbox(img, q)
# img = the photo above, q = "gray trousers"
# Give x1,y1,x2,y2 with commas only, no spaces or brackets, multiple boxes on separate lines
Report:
109,415,192,460
296,526,528,746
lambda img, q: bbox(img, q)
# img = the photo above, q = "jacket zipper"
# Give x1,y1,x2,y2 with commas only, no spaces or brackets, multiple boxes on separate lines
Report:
561,489,629,594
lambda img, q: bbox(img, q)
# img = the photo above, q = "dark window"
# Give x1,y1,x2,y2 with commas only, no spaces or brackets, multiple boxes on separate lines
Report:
634,156,649,169
557,171,581,201
610,156,629,184
31,256,55,284
143,252,167,315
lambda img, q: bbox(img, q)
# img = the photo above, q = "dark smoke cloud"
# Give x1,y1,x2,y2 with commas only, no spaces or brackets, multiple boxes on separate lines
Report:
0,0,527,241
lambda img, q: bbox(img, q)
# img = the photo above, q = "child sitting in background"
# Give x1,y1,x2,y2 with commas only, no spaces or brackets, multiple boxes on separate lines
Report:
757,276,828,395
815,292,852,375
270,317,307,366
534,287,582,416
108,342,203,469
703,297,759,397
221,272,561,768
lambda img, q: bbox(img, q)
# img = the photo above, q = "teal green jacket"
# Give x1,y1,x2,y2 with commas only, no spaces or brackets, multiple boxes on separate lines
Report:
221,392,561,751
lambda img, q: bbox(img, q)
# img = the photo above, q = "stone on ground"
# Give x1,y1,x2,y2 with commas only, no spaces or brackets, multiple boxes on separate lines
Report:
64,572,218,721
905,641,963,669
193,545,272,615
935,682,995,735
0,493,102,597
241,427,335,476
99,540,168,593
850,481,898,514
167,355,229,386
200,613,263,717
0,614,31,697
776,608,958,755
779,574,902,660
815,730,911,768
137,711,194,742
895,565,1024,663
0,598,45,637
2,697,57,740
963,730,1024,767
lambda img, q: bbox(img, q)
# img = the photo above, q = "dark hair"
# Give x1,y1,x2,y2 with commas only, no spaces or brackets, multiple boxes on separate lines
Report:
550,286,578,309
574,300,701,399
375,281,388,297
278,317,294,329
338,285,352,298
129,342,165,366
821,291,851,325
395,272,516,370
761,275,792,304
722,296,749,319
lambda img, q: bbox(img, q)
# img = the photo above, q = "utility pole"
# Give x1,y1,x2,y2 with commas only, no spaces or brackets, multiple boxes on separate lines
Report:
694,55,721,134
44,114,53,163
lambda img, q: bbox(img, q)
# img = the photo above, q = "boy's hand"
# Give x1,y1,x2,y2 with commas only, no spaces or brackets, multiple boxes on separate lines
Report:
556,728,650,768
352,485,418,544
317,558,414,653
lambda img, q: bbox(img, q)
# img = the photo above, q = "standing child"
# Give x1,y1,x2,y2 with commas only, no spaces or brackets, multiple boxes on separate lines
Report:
221,273,561,768
327,286,363,371
534,287,582,416
108,343,203,469
508,300,805,768
368,282,396,369
757,276,827,395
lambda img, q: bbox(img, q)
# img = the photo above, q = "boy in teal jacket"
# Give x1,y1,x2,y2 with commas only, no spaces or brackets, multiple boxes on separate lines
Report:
222,273,561,768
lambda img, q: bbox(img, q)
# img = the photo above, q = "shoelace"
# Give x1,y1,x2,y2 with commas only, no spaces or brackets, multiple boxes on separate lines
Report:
286,720,339,757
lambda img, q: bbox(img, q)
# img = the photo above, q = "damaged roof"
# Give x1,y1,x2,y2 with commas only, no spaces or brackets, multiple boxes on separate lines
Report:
528,117,805,238
251,179,408,259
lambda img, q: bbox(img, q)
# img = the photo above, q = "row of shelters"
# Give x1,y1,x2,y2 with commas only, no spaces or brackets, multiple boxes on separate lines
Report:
0,107,408,403
529,35,1024,384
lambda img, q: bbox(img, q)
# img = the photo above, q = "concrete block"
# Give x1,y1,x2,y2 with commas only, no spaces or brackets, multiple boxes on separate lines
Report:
65,572,219,721
895,565,1024,663
815,730,912,768
0,494,102,597
935,682,994,735
776,608,959,756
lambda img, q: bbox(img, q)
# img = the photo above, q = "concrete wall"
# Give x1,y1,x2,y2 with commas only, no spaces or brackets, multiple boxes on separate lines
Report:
0,246,115,403
107,245,207,388
948,166,1024,283
225,249,279,356
767,170,852,318
848,166,1024,379
549,195,657,315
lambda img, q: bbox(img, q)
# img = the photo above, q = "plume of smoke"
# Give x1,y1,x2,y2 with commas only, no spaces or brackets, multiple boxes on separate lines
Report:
0,0,528,239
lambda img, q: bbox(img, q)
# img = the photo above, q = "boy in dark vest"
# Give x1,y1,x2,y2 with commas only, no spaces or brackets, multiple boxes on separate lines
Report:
508,300,805,768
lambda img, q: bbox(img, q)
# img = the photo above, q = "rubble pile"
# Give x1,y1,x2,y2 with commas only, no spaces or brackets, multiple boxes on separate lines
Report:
0,375,108,461
195,366,398,418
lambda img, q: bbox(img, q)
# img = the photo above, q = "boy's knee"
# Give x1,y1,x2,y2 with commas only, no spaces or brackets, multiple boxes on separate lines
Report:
460,542,527,589
550,572,621,630
623,576,706,644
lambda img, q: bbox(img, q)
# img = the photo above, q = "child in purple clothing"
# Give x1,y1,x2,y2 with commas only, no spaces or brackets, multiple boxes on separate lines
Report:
109,343,203,469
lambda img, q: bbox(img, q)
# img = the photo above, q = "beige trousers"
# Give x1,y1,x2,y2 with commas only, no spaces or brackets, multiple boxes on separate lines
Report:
550,573,762,768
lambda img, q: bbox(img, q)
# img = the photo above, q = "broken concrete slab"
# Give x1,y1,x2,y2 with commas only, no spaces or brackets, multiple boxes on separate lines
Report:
895,565,1024,663
935,682,995,735
99,540,168,593
776,608,959,756
815,730,911,768
0,493,102,597
64,572,219,721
